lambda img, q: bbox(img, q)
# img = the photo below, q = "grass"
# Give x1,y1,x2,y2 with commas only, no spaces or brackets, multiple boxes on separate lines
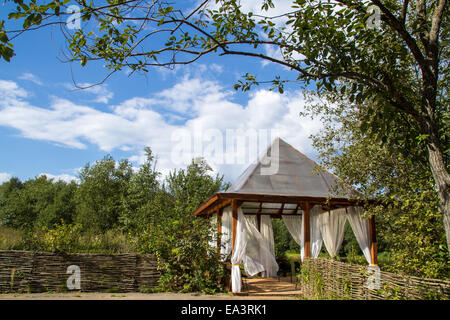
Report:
285,251,300,263
0,226,25,250
0,225,138,254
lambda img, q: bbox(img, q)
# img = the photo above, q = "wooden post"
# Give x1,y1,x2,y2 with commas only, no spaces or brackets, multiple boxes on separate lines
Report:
217,208,223,257
369,215,378,265
231,199,239,253
303,202,311,258
256,213,261,232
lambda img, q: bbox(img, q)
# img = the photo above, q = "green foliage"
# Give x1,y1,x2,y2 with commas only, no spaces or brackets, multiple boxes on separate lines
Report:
136,159,228,294
33,222,83,253
272,219,299,260
2,1,448,278
75,155,134,232
306,92,449,280
0,148,229,293
119,147,160,231
0,225,24,250
145,219,225,294
0,175,77,231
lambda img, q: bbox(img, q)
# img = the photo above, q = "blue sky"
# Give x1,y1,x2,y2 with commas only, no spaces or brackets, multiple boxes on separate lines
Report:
0,1,324,185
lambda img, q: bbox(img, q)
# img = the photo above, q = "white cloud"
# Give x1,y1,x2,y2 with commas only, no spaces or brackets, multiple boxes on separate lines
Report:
0,172,12,184
0,76,323,182
39,173,79,183
18,72,43,86
0,79,28,100
64,82,114,104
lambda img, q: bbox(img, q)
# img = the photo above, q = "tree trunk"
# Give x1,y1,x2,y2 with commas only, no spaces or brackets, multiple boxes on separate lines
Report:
425,135,450,252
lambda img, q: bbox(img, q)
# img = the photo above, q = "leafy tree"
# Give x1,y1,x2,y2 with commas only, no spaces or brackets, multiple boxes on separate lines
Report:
33,179,78,229
0,177,25,228
0,175,77,231
137,158,228,293
2,0,448,249
75,155,133,231
306,92,448,278
165,158,228,221
119,147,160,231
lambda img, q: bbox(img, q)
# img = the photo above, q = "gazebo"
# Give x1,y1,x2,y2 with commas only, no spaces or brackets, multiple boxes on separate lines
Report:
194,138,378,293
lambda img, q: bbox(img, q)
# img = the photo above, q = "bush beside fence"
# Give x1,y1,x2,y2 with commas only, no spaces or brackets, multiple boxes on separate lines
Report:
0,250,160,293
299,258,450,300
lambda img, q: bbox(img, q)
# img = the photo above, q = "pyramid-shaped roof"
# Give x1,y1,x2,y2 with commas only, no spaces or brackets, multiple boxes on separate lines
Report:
194,137,359,216
227,137,354,198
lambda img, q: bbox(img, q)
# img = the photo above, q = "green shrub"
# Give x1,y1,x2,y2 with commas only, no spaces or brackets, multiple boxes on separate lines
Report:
140,218,225,294
33,222,83,252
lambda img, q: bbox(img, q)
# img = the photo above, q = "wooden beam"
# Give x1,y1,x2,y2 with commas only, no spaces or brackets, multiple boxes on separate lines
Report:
369,215,378,266
303,202,311,258
217,208,223,257
218,192,363,206
205,199,232,216
240,212,300,216
194,194,219,215
194,191,378,216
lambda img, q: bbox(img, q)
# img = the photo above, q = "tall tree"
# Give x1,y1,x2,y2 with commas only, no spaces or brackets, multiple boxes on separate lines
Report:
75,155,133,231
119,147,160,230
2,0,448,248
0,175,77,230
305,91,448,278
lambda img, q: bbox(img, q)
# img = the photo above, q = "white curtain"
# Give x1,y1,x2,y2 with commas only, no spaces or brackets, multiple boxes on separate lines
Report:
346,206,372,264
282,214,303,246
231,209,279,292
310,205,323,258
260,215,277,277
242,213,278,278
300,205,323,261
282,214,303,263
220,206,232,260
319,208,347,258
244,215,257,228
231,209,248,293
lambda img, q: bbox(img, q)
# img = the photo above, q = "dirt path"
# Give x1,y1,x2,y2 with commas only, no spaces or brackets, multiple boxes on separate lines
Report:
0,292,299,300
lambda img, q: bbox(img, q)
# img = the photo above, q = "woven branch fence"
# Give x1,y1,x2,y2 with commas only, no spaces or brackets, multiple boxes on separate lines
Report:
0,250,160,293
299,258,450,300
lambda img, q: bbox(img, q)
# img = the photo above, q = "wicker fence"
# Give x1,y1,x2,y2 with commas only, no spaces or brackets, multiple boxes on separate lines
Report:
299,258,450,300
0,250,160,293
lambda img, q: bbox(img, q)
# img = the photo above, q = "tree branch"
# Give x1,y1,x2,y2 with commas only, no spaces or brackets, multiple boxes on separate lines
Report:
401,0,409,25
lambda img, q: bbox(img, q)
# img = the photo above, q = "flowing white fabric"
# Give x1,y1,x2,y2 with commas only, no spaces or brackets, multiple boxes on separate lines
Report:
244,215,257,228
231,209,248,293
231,209,279,292
282,214,303,246
346,206,372,264
260,215,276,277
242,213,278,278
310,205,323,258
220,206,232,259
300,205,323,261
319,208,347,258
